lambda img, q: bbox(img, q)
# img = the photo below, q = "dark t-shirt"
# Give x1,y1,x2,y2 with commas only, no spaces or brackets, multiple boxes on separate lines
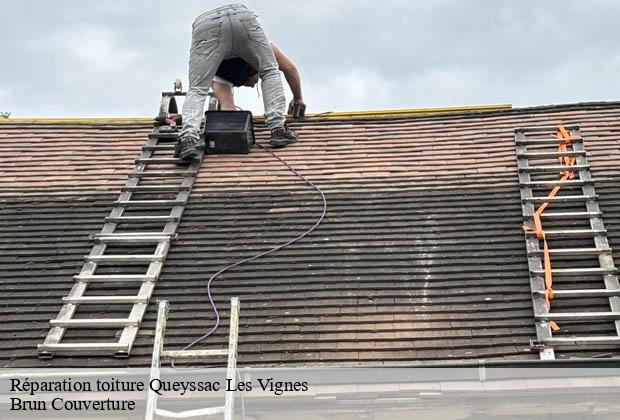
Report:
215,58,258,86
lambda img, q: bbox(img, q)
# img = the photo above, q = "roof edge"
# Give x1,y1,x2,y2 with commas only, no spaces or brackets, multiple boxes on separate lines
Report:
0,104,511,124
3,100,620,124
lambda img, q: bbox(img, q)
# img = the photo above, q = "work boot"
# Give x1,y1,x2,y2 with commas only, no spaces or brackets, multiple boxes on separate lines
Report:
174,137,198,161
270,125,298,147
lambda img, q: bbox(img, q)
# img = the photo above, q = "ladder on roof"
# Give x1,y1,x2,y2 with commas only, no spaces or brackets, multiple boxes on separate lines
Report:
145,299,240,420
515,124,620,359
38,82,204,358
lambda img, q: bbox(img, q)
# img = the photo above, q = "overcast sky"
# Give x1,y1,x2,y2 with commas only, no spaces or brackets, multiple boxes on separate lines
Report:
2,0,620,117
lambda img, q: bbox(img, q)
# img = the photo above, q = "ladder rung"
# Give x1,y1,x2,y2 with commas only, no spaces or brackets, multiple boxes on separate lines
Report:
142,144,174,150
50,318,139,328
143,144,176,150
115,200,187,208
95,237,171,243
534,289,620,298
525,229,606,238
86,255,164,262
521,179,594,188
121,185,190,192
530,267,617,276
515,125,580,133
523,195,597,204
536,312,620,321
142,144,205,151
154,406,225,418
529,247,612,256
136,158,188,164
38,342,128,353
62,295,149,304
539,211,602,219
519,164,590,173
517,151,587,158
129,171,197,178
148,132,179,140
515,137,583,145
538,337,620,346
160,349,229,358
94,234,174,243
105,215,179,223
96,232,171,236
74,274,157,282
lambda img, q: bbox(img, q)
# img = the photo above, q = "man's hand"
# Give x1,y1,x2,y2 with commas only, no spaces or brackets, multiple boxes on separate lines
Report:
243,74,259,88
287,99,306,119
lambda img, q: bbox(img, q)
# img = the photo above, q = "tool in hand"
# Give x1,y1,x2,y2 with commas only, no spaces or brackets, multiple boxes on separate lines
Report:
288,100,306,119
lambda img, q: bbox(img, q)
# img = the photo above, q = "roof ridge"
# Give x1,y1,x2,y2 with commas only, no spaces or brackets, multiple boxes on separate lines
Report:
0,104,511,124
3,100,620,124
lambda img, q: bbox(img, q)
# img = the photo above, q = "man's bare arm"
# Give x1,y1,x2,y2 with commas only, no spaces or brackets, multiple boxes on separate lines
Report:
272,44,303,102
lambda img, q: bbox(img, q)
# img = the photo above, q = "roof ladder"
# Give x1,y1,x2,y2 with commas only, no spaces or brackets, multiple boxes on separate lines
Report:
515,124,620,359
38,82,204,358
145,299,240,420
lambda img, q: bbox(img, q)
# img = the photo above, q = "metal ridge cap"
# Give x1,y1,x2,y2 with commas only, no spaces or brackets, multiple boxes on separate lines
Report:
0,105,511,124
6,99,620,124
254,104,513,121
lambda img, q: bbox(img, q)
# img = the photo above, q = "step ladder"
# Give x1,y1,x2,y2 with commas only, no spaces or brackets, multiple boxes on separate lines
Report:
38,82,204,358
515,124,620,359
145,298,240,420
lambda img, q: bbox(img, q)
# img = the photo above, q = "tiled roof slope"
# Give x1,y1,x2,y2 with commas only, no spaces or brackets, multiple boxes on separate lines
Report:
1,102,620,368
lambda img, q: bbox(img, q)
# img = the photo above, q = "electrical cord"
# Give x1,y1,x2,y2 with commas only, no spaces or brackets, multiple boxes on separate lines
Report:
168,126,326,419
172,142,327,366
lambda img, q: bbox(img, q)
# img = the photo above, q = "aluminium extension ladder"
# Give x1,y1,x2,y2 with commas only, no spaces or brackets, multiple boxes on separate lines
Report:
515,124,620,359
38,82,205,358
145,298,240,420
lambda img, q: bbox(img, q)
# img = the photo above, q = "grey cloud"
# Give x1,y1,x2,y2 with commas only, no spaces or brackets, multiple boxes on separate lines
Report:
1,0,619,117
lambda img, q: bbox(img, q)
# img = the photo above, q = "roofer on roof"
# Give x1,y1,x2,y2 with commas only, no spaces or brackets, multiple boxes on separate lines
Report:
176,3,301,160
212,44,305,117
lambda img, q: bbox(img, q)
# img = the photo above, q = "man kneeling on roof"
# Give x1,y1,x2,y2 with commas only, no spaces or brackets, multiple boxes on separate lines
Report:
177,3,306,161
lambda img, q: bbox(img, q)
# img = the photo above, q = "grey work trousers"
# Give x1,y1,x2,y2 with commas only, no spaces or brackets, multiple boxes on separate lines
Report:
180,3,286,141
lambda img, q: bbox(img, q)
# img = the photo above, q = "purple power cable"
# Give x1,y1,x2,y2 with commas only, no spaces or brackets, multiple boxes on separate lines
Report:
172,142,327,367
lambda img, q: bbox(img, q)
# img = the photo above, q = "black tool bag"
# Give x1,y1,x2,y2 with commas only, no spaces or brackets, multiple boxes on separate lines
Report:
203,111,255,154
